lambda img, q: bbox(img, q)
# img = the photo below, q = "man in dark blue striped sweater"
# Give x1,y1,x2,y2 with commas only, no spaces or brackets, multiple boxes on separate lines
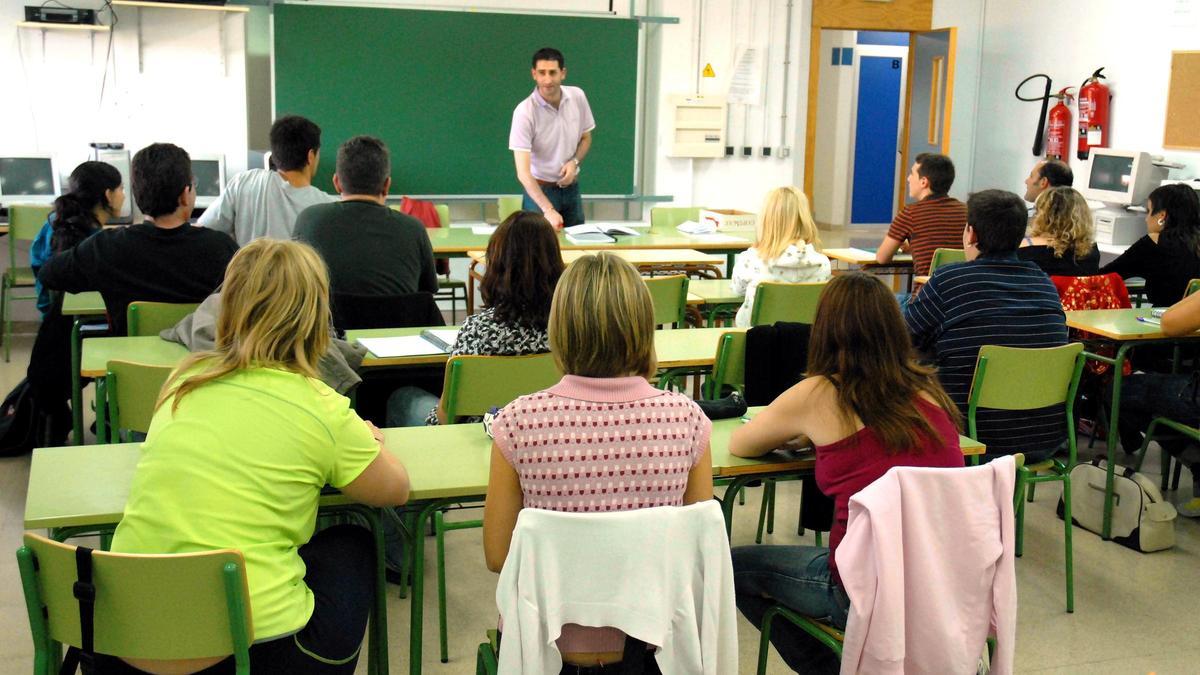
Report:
906,189,1068,462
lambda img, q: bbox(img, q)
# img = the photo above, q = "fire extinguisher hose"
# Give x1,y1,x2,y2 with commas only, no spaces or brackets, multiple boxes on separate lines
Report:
1015,73,1053,156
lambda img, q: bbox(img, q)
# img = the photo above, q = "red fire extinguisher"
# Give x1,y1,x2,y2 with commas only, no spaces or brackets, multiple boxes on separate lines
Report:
1046,87,1074,161
1077,67,1110,160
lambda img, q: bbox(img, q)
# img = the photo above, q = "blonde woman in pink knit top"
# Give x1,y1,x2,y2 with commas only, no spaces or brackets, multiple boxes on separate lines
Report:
483,252,714,671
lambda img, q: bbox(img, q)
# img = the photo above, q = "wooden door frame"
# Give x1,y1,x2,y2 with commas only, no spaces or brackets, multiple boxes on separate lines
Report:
896,27,957,213
804,1,933,211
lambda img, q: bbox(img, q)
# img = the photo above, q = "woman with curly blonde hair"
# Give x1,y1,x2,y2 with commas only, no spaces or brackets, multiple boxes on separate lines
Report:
1018,186,1100,276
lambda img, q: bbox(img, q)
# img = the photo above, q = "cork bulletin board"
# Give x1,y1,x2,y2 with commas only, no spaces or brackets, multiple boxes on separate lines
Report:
1164,51,1200,150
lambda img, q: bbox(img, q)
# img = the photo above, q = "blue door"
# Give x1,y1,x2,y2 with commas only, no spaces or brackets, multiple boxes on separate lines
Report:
850,56,903,224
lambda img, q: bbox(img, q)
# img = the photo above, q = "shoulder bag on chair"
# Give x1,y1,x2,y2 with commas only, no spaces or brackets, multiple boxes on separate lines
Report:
1057,459,1177,552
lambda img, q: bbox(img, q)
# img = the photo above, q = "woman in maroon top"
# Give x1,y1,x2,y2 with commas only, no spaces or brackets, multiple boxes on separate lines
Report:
729,272,965,673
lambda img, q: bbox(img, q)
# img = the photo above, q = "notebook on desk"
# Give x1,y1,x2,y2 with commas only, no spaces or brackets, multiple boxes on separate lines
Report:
357,329,460,358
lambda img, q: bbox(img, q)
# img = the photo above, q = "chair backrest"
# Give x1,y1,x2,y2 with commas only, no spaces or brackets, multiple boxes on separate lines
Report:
126,301,200,337
1187,278,1200,297
436,204,450,228
929,248,966,273
8,204,52,269
643,275,689,327
442,353,561,420
750,281,827,325
705,331,746,399
498,196,523,223
331,291,445,333
649,206,703,230
104,360,175,440
968,343,1085,415
16,532,252,667
495,501,737,673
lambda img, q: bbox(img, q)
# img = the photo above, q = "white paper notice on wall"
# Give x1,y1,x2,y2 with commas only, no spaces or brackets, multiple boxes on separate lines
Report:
727,45,765,105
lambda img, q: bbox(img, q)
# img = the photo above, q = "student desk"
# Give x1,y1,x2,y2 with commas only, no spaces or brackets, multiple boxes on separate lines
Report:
427,222,752,262
823,247,914,291
686,278,744,326
1065,307,1200,539
62,292,107,445
23,413,985,675
465,248,728,313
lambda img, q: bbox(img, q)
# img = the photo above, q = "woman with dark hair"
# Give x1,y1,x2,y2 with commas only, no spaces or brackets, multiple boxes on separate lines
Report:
1101,182,1200,307
386,210,565,427
727,272,965,674
25,161,124,444
30,161,125,315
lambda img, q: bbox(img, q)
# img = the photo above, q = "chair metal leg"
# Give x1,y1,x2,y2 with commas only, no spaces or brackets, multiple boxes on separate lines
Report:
435,510,449,663
766,480,776,535
2,279,10,363
1027,480,1037,502
1062,474,1075,613
755,485,770,544
1014,468,1027,558
1171,458,1183,491
756,605,781,675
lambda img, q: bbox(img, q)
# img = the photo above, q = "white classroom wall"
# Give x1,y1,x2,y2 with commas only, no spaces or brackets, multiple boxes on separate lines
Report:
811,29,858,226
966,0,1200,197
0,1,249,182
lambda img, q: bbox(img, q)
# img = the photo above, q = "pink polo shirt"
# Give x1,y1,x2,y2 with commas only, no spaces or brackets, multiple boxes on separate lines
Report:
491,374,711,655
509,85,596,183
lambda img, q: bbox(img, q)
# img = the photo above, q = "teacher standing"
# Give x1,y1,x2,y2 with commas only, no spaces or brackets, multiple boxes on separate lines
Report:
509,47,595,228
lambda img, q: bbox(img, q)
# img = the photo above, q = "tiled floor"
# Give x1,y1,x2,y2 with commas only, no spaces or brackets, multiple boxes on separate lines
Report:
2,228,1197,673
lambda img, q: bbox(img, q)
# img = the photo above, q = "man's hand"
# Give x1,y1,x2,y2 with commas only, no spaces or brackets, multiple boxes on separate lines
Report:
543,208,564,228
557,160,579,188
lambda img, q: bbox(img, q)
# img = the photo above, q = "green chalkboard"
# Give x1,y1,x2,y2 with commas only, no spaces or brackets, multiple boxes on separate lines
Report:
273,5,638,196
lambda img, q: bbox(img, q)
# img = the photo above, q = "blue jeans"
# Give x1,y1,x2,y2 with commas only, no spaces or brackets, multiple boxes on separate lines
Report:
386,386,440,428
523,181,584,226
732,544,850,674
1119,372,1200,496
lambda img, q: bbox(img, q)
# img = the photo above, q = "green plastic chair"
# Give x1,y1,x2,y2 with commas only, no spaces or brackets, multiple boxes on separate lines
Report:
704,331,746,400
1134,416,1199,493
649,206,703,230
3,203,52,361
126,301,199,337
435,353,562,663
433,204,466,323
967,343,1085,612
643,275,689,327
928,247,966,273
755,454,1027,674
749,281,827,326
98,360,174,444
497,196,523,223
703,330,778,540
17,532,253,675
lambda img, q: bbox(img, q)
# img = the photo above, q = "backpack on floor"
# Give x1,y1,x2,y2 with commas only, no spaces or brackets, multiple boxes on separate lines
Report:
1057,458,1177,552
0,378,38,457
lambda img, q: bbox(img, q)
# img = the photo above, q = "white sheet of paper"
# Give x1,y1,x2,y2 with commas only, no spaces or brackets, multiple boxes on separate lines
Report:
423,329,460,346
472,225,497,235
358,336,446,358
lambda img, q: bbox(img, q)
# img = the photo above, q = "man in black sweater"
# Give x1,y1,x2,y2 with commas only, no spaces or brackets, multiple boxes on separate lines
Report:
294,135,437,298
39,143,238,336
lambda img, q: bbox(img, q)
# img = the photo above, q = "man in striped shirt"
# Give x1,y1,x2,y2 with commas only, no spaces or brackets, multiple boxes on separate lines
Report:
876,153,967,277
905,189,1068,461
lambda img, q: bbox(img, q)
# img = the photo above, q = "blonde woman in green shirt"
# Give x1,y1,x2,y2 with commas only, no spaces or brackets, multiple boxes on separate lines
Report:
106,239,410,675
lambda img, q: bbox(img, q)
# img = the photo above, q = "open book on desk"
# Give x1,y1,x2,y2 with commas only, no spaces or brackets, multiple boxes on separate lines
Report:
357,329,460,358
563,223,643,244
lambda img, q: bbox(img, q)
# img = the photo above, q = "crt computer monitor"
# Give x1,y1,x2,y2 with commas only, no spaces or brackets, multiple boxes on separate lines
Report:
0,155,60,205
1082,150,1166,207
190,155,225,209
